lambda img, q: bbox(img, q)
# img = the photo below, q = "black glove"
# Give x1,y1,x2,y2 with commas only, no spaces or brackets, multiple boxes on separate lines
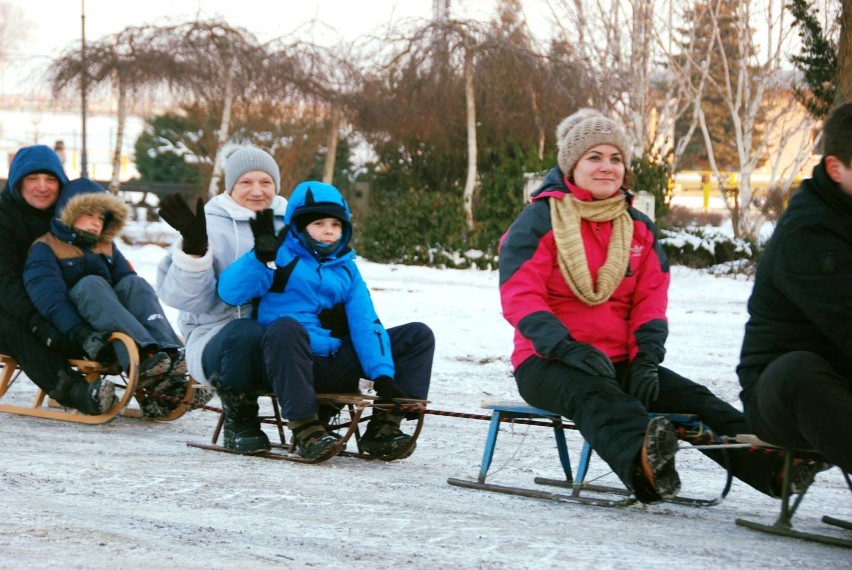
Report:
553,338,616,378
318,303,349,338
28,314,82,357
73,325,113,362
159,193,208,256
372,376,409,403
249,209,278,264
627,353,660,408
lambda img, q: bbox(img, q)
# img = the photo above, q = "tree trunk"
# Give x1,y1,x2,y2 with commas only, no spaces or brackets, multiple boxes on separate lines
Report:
838,0,852,105
528,88,545,161
462,45,477,232
108,78,127,194
208,58,235,196
322,104,342,184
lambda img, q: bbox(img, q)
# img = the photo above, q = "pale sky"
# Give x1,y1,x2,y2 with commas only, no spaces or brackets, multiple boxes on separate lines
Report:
3,0,554,94
4,0,540,75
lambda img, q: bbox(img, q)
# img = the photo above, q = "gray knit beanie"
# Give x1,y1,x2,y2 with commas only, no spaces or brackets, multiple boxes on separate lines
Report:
223,146,281,195
556,109,632,178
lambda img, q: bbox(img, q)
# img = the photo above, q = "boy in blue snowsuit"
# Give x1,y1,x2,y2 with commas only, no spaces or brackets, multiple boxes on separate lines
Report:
218,181,434,459
24,178,188,417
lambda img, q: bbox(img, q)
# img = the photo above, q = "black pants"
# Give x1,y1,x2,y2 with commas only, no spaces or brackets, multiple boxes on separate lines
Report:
744,351,852,473
0,317,69,393
263,318,435,420
515,356,781,496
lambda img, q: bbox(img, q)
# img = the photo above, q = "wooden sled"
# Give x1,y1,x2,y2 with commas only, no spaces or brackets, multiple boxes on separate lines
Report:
0,332,196,424
734,435,852,549
447,401,732,509
187,392,428,464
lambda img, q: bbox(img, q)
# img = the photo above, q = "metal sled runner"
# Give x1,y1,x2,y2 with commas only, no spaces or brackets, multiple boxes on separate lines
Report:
0,332,196,424
733,435,852,549
186,392,428,464
447,401,732,509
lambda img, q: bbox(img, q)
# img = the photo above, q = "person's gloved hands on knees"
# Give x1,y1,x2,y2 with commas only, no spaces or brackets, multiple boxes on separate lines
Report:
372,376,409,403
73,324,114,362
553,336,615,378
158,193,208,256
318,303,349,338
249,209,278,264
627,353,660,408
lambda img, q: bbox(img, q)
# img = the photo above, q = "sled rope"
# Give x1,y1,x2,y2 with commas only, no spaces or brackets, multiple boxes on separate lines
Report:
143,390,789,457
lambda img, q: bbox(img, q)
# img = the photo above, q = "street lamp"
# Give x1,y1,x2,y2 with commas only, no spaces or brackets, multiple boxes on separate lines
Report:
80,0,89,178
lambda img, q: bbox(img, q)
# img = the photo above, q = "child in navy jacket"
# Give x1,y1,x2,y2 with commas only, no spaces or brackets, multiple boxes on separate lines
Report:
24,178,187,417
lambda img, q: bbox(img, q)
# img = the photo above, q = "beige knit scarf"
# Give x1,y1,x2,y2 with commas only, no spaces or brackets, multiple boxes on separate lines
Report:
550,193,633,306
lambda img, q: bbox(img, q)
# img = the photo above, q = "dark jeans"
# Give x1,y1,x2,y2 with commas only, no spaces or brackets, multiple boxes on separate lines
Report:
744,351,852,473
263,318,435,420
0,316,68,393
201,318,269,393
515,356,782,496
70,275,182,369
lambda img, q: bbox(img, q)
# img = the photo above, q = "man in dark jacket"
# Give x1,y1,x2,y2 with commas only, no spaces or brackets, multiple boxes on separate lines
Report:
0,145,115,415
738,102,852,473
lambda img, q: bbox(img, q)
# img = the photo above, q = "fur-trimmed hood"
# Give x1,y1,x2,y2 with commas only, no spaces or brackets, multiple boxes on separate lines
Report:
55,179,128,243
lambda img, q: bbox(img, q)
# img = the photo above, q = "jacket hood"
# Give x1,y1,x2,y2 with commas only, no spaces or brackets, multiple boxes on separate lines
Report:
284,181,353,257
55,178,128,243
6,145,69,204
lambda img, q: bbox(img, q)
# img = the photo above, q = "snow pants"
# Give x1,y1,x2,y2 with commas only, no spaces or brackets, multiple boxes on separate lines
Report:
515,356,783,496
70,275,182,370
201,318,270,394
743,351,852,473
263,318,435,420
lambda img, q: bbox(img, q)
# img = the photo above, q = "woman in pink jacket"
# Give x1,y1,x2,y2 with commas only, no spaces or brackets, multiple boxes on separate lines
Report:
499,109,782,504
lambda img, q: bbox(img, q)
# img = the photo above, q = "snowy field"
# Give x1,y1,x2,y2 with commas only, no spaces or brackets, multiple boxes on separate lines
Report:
1,236,850,569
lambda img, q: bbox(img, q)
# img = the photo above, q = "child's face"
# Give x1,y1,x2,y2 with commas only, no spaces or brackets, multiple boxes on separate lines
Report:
306,217,342,244
73,211,105,236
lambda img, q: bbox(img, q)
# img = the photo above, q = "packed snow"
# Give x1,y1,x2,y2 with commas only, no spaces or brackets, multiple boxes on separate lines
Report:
1,230,850,569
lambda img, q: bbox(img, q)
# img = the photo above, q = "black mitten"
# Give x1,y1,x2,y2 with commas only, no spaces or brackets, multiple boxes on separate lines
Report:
158,193,208,256
318,303,349,338
626,353,660,408
553,338,616,378
372,376,409,403
249,209,278,263
73,325,113,362
29,314,81,357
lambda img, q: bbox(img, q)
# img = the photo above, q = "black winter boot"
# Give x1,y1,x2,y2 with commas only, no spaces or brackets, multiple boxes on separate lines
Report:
210,378,270,454
360,412,412,457
290,416,341,460
50,370,117,415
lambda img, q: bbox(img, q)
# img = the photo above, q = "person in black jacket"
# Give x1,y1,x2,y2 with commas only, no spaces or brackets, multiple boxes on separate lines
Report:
738,101,852,474
0,145,115,415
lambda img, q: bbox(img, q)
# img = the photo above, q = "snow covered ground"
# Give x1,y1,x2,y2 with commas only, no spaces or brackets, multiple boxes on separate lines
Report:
1,238,850,569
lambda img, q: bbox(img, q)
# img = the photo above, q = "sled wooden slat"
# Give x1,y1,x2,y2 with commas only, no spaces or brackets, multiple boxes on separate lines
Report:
0,332,195,424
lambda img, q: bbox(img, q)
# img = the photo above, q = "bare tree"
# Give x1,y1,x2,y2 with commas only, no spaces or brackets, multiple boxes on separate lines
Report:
160,20,265,196
48,25,170,192
837,0,852,103
683,0,819,237
0,2,30,70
